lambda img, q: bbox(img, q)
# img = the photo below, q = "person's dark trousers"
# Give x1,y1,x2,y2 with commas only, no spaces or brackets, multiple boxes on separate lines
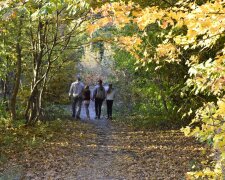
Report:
106,100,113,119
72,97,82,118
95,98,104,119
84,102,90,119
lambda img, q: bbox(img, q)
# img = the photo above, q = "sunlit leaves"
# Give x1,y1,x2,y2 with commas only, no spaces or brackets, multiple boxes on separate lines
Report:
133,6,164,30
155,4,225,177
87,1,133,35
115,35,142,51
88,0,225,178
30,0,89,20
182,99,225,178
156,43,180,63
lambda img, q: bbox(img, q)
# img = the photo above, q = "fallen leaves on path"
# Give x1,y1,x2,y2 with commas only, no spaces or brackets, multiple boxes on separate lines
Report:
0,119,210,179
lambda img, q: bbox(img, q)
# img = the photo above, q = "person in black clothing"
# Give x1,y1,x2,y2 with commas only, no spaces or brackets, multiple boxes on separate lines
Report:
106,83,116,120
93,79,106,119
83,85,91,120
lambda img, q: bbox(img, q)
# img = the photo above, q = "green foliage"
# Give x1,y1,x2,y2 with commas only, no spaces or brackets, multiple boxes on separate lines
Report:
113,48,197,128
42,104,70,120
44,59,77,104
0,0,92,123
0,101,8,119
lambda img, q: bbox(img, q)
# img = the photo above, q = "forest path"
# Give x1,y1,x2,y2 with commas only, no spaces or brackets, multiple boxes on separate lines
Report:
21,109,206,179
1,99,207,179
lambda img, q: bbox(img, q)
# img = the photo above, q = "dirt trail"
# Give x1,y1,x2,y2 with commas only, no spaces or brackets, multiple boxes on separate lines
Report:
1,99,207,179
59,101,205,179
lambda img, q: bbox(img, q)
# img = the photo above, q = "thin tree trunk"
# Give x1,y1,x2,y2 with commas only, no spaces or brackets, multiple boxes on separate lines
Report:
26,87,39,125
25,64,42,124
10,41,22,120
160,90,169,112
156,75,169,113
2,79,7,101
9,18,22,120
25,17,44,124
2,75,9,111
1,26,10,111
0,79,3,98
25,7,78,124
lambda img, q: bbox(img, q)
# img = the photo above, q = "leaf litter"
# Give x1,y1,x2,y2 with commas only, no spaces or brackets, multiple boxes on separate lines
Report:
0,119,210,179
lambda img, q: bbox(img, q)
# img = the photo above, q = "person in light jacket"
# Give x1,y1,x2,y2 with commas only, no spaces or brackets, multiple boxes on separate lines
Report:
106,83,116,120
69,77,84,119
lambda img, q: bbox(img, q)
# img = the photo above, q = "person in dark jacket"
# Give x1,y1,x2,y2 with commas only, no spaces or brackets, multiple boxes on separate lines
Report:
93,79,106,119
83,85,91,120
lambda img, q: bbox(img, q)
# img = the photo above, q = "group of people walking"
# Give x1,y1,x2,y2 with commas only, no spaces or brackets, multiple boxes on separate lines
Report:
69,77,115,120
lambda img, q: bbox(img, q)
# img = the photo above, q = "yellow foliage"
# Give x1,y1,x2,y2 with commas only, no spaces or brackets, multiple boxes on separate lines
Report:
217,99,225,116
156,43,179,62
93,1,225,178
182,126,191,136
116,35,142,51
87,23,99,35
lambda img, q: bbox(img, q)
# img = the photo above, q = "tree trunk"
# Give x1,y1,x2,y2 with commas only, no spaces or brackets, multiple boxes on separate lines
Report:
156,75,169,113
25,60,43,125
2,76,9,111
38,60,51,120
10,42,22,120
160,91,169,112
9,18,22,120
1,79,6,101
25,17,45,125
25,7,73,124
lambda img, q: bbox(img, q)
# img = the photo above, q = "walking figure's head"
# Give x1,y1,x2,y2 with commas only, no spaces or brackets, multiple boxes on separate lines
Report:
98,79,103,85
85,85,89,90
77,76,81,81
107,83,113,94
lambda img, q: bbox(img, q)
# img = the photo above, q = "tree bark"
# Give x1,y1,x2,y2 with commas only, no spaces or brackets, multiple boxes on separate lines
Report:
1,78,9,111
25,17,44,124
156,75,169,112
10,41,22,120
9,18,22,120
1,79,7,101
